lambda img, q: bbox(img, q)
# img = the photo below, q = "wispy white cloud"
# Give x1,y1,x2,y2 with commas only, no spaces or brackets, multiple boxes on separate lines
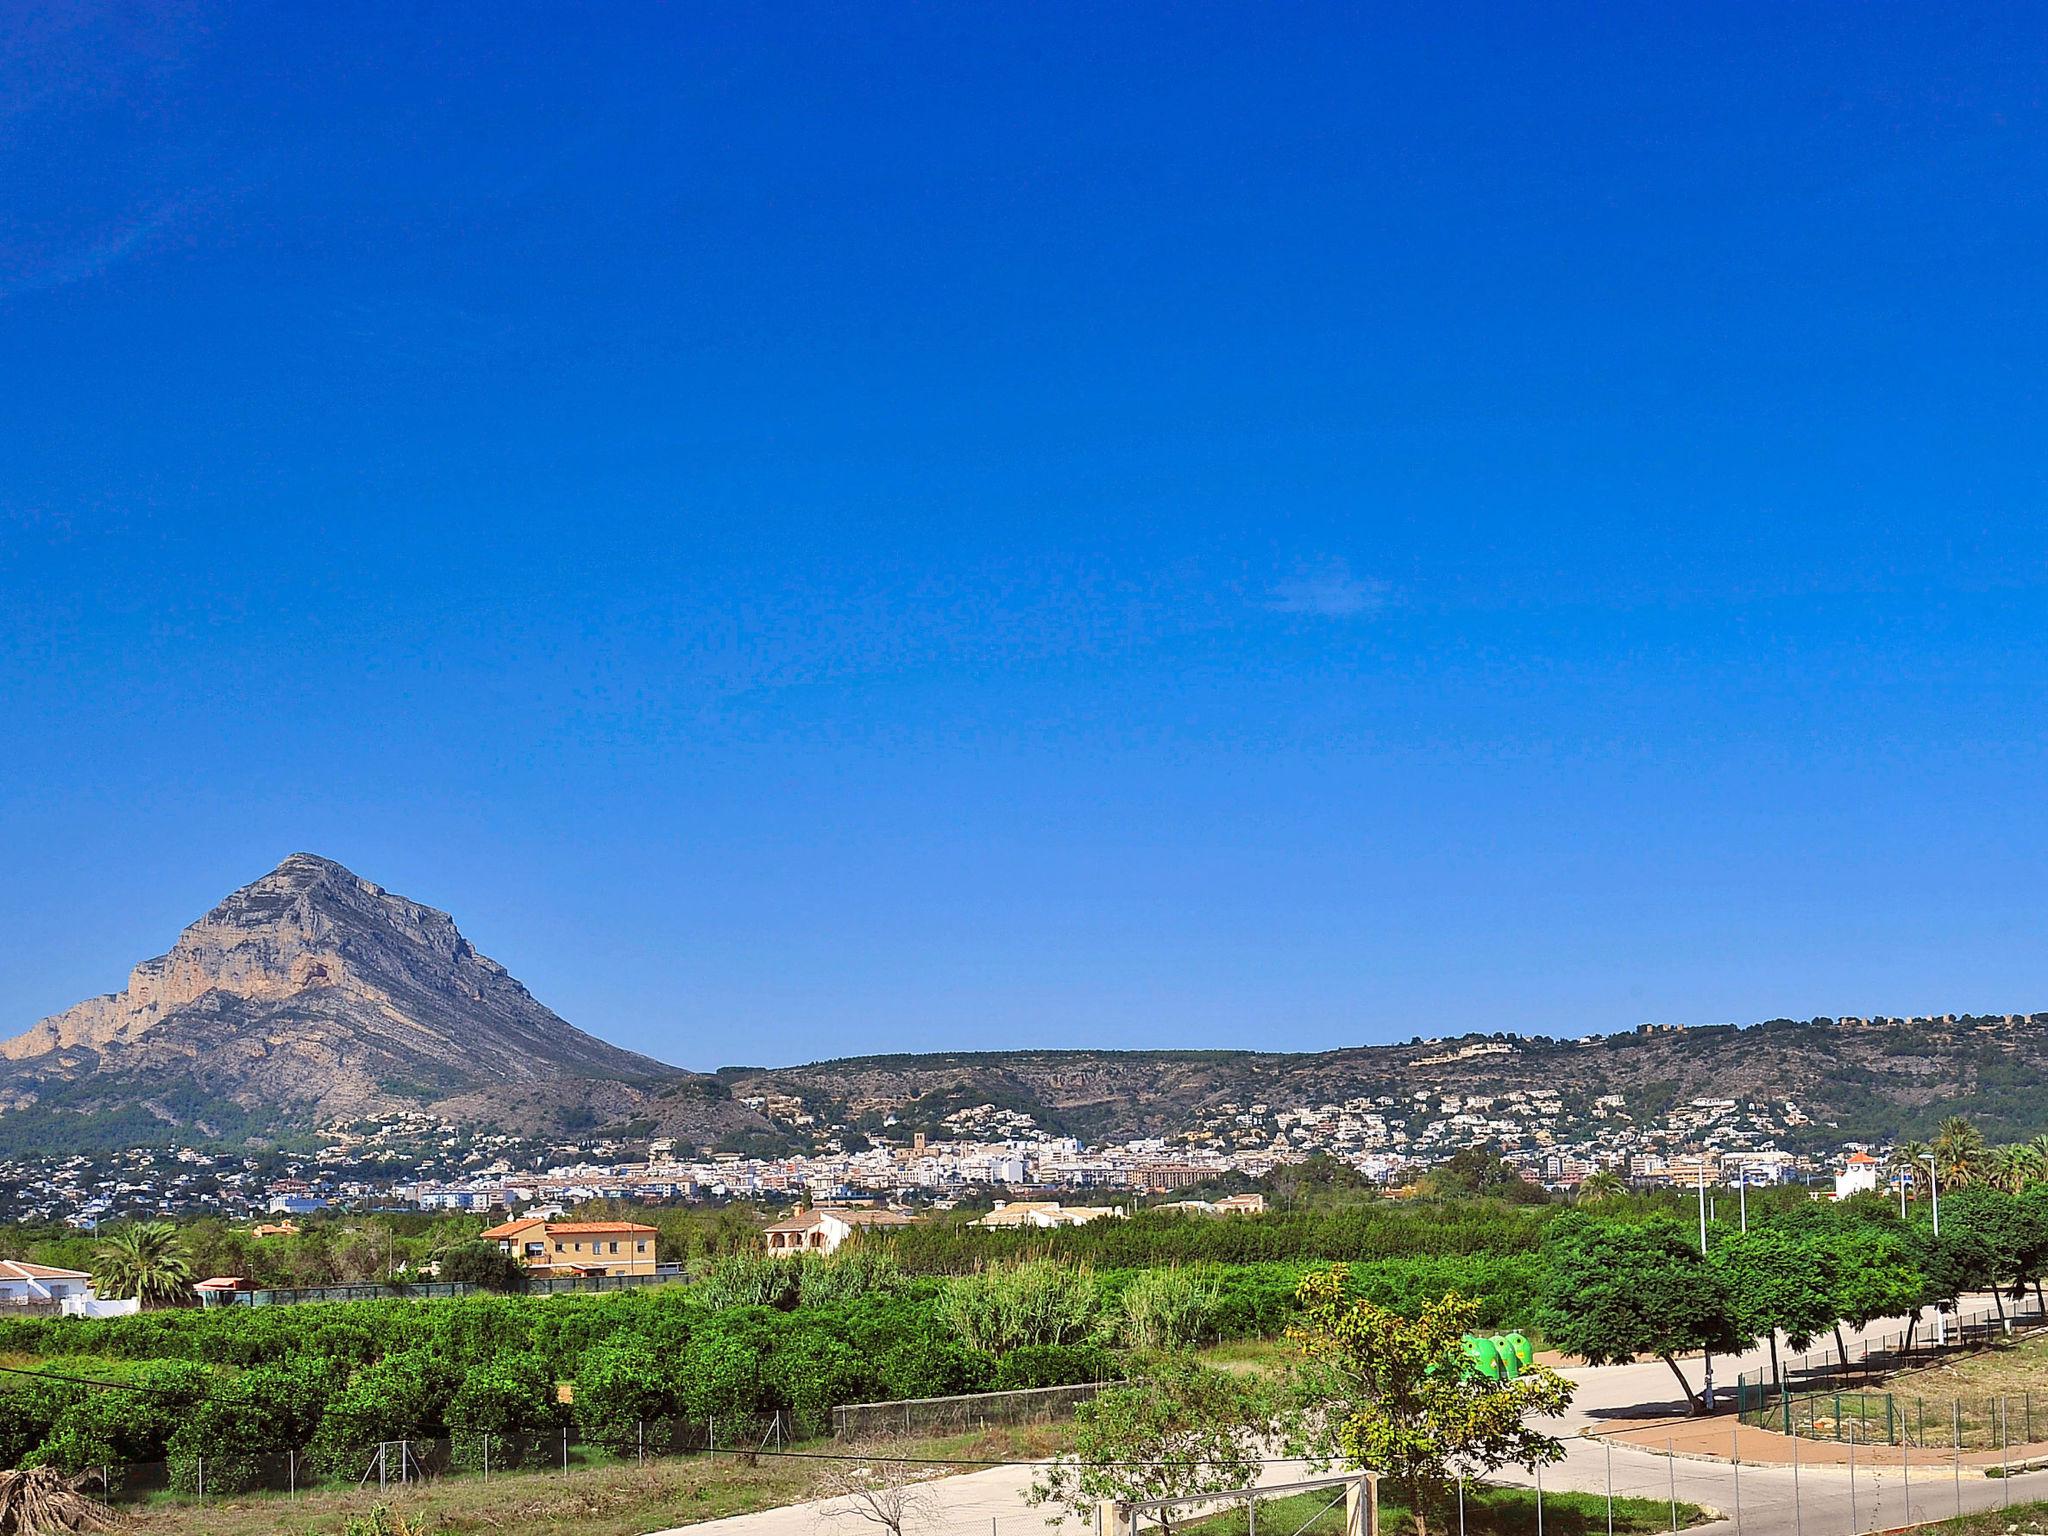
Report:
1266,558,1390,618
0,199,187,302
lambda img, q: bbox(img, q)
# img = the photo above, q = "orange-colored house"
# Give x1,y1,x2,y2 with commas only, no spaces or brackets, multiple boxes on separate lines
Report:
480,1218,658,1277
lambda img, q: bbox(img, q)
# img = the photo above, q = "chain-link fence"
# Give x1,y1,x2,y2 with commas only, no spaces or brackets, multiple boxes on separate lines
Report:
77,1413,796,1509
233,1269,683,1307
1743,1388,2048,1450
832,1380,1119,1440
1732,1291,2048,1408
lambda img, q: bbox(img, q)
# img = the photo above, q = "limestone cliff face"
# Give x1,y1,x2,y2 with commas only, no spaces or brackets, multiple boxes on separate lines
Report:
0,853,675,1121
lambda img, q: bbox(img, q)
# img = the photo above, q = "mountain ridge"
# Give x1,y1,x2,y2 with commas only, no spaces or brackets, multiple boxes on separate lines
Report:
5,855,2045,1156
0,854,769,1150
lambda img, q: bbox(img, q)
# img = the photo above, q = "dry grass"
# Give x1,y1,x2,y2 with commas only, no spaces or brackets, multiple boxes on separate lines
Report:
1887,1331,2048,1401
114,1422,1076,1536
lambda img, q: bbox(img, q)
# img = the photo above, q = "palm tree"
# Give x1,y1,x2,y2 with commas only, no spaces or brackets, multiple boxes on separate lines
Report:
1574,1171,1626,1206
91,1221,195,1309
2026,1135,2048,1188
1983,1145,2027,1195
1934,1116,1987,1188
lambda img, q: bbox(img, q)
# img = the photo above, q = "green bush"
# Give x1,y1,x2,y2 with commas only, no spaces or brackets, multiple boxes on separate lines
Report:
990,1342,1119,1390
167,1357,333,1494
939,1260,1104,1352
311,1350,458,1478
446,1351,561,1469
1115,1266,1223,1351
766,1333,866,1438
875,1336,996,1400
438,1241,528,1293
573,1340,680,1454
679,1329,768,1439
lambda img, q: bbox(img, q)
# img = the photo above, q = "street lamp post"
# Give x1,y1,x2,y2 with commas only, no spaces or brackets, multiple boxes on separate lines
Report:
1925,1154,1945,1346
1696,1161,1715,1410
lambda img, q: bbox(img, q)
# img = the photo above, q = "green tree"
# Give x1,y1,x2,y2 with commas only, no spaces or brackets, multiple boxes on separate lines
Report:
1283,1271,1571,1536
1934,1116,1986,1188
1534,1214,1739,1412
1829,1222,1927,1348
1027,1357,1267,1534
1708,1227,1836,1387
438,1241,528,1292
574,1340,679,1455
445,1351,560,1469
1573,1172,1627,1206
90,1222,195,1309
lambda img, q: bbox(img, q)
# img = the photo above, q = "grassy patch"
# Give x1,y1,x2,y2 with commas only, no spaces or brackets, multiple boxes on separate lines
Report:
1894,1498,2048,1536
1186,1485,1707,1536
1197,1338,1293,1375
1886,1332,2048,1401
114,1422,1075,1536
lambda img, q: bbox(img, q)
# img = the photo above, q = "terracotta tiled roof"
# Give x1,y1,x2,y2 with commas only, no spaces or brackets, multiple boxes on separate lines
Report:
0,1260,89,1281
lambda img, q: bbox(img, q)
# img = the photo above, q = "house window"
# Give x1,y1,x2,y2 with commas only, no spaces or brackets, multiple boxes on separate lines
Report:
608,1241,619,1254
635,1241,647,1252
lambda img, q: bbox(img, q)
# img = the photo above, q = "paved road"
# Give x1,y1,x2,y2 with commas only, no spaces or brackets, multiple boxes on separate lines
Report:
648,1298,2047,1536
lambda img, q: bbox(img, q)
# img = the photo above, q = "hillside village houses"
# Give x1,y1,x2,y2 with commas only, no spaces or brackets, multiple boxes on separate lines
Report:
0,1065,1924,1227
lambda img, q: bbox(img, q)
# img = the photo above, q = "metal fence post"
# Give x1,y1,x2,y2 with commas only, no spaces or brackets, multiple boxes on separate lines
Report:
1456,1473,1465,1536
196,1454,203,1505
1791,1420,1802,1536
1605,1439,1614,1536
1535,1459,1544,1536
1668,1440,1677,1535
562,1426,570,1477
1847,1426,1856,1536
1731,1424,1742,1536
2002,1396,2010,1505
1952,1405,1962,1518
288,1448,296,1496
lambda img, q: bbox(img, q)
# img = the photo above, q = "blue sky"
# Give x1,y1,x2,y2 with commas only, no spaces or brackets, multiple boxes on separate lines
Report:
4,5,2047,1070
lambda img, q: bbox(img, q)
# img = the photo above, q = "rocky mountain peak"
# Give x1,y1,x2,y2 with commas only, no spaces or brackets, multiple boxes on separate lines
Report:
0,855,678,1122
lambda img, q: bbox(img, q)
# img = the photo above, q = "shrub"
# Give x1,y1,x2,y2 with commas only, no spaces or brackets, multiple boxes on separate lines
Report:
34,1360,213,1474
167,1357,333,1494
573,1340,679,1455
766,1333,866,1438
990,1343,1120,1390
938,1261,1103,1353
445,1351,561,1470
1116,1266,1222,1351
875,1336,996,1400
679,1330,768,1440
311,1351,458,1478
438,1242,527,1293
